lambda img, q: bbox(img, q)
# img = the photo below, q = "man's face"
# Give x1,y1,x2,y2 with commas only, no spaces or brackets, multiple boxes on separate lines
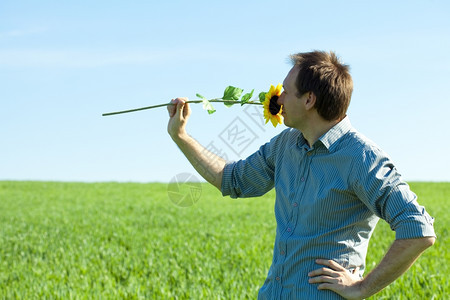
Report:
278,65,308,130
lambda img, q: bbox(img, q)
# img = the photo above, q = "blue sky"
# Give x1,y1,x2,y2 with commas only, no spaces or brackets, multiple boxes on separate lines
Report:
1,0,449,182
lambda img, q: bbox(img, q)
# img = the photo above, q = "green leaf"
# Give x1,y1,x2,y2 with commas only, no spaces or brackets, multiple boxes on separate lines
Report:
222,86,243,100
240,89,254,106
197,93,215,114
223,101,235,108
202,99,216,114
222,86,243,107
258,92,267,103
196,93,207,100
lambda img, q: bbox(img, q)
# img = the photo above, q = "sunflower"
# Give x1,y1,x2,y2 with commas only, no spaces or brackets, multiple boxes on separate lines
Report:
263,83,283,127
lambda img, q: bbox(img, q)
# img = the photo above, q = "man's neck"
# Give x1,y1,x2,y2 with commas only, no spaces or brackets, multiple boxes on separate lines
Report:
301,117,342,147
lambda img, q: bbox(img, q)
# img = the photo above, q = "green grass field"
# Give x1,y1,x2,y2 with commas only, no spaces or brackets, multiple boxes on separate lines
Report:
0,181,448,299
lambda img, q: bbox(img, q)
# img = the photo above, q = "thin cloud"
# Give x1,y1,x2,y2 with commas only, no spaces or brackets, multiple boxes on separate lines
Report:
0,47,242,68
0,27,48,38
0,49,183,67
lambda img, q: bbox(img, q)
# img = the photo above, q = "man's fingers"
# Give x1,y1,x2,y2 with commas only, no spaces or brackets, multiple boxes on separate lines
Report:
308,267,338,278
174,98,185,118
168,99,177,117
183,101,191,118
309,259,364,298
315,259,346,271
309,275,339,284
173,97,190,119
168,98,188,118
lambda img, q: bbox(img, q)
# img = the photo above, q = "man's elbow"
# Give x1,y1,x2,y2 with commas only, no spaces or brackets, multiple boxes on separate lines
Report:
415,236,436,252
398,236,436,252
423,236,436,248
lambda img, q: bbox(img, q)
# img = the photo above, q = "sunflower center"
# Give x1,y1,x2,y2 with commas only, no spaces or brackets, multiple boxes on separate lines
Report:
269,96,281,115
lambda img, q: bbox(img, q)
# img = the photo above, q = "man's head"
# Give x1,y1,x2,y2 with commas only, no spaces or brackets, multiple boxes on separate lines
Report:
289,50,353,121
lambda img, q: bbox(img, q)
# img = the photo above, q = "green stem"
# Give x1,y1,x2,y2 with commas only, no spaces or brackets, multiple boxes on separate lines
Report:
102,99,263,116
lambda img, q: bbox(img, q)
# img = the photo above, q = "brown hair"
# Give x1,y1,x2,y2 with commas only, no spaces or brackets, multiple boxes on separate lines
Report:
290,51,353,121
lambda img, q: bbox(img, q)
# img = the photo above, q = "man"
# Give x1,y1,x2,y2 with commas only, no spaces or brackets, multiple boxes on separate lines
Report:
167,50,436,299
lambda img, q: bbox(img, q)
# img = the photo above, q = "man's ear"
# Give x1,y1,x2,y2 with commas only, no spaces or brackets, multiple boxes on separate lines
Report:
304,92,316,110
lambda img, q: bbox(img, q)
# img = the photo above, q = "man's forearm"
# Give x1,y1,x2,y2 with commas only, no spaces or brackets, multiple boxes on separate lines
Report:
172,133,226,190
360,236,435,298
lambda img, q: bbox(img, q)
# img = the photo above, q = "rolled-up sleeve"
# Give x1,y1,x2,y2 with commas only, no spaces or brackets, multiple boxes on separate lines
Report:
351,146,436,239
221,130,289,198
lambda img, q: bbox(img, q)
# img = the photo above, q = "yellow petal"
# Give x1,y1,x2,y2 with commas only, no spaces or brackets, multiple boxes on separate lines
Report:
275,83,283,96
276,114,283,124
268,85,275,97
264,113,270,123
271,116,278,127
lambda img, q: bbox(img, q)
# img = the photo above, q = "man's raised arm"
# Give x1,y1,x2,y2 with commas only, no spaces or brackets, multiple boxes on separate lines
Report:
167,98,226,190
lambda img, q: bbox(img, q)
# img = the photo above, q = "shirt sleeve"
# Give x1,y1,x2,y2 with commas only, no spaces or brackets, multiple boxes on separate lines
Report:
350,146,436,239
221,130,287,198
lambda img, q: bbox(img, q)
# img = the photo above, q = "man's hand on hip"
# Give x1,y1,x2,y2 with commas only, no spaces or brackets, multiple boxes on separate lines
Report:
308,259,366,300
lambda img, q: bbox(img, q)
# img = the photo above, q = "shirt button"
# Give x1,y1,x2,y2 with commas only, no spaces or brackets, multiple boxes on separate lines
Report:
276,276,281,281
293,202,298,207
287,228,292,232
301,177,305,182
280,250,285,255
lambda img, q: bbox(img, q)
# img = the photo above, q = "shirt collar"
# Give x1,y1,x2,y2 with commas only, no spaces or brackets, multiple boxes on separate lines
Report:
295,116,353,152
297,116,352,151
317,116,352,151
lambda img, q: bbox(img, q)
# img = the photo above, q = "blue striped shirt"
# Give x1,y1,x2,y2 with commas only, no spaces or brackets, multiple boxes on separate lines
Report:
221,117,435,299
